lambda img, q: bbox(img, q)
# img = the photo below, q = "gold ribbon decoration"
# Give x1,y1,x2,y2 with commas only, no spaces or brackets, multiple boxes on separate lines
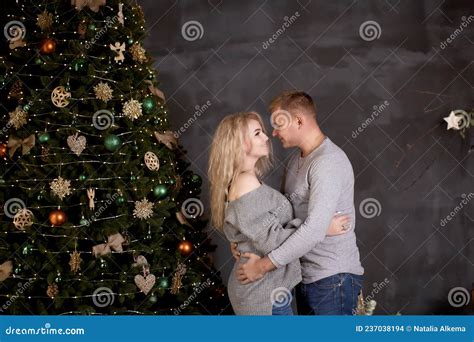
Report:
7,134,35,158
0,261,13,282
92,233,125,258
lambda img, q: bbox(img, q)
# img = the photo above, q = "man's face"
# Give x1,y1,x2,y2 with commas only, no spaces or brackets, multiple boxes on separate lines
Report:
270,108,299,148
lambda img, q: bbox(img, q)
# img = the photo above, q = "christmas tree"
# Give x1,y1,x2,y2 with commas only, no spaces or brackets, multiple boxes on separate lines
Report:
0,0,229,314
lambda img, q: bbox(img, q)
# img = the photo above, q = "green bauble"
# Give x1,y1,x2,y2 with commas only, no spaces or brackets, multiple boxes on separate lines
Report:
35,57,43,65
38,132,50,143
0,178,5,184
104,134,121,151
99,259,107,268
153,184,168,199
79,174,87,181
130,175,137,181
142,97,155,113
158,277,169,289
72,58,87,72
128,38,134,45
37,193,43,201
191,174,202,185
115,196,126,206
88,23,96,31
79,217,89,226
23,104,30,111
149,294,157,303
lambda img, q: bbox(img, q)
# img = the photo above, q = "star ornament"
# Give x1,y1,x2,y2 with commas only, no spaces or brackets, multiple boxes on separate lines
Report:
443,111,462,130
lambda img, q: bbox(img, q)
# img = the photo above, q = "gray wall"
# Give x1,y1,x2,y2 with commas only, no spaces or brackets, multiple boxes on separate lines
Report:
140,0,474,314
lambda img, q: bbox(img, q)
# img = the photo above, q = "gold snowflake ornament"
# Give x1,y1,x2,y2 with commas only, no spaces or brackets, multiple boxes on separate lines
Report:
37,11,54,31
50,176,72,200
9,107,28,129
130,43,147,63
93,82,113,102
122,99,142,120
133,198,154,220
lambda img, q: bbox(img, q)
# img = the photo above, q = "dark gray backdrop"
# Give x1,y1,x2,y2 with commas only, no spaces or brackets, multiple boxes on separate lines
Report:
139,0,474,314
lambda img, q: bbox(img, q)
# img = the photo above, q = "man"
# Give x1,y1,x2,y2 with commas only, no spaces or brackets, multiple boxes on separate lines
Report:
236,91,364,315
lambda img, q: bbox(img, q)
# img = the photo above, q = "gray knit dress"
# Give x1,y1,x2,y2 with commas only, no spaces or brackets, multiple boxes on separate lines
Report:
223,184,302,315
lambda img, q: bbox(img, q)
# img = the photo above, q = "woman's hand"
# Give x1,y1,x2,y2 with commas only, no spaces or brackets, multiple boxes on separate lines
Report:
327,212,351,236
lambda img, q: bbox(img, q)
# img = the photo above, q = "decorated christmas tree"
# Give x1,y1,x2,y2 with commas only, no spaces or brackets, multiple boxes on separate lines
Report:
0,0,229,314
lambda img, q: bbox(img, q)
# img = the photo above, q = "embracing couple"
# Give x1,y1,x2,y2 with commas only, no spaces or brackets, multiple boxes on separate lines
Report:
208,91,364,315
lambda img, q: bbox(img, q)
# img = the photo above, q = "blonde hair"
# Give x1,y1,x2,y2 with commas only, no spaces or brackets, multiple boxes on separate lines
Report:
208,112,272,230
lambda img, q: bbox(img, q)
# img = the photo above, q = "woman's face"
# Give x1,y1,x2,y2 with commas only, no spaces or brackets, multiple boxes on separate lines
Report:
245,119,269,158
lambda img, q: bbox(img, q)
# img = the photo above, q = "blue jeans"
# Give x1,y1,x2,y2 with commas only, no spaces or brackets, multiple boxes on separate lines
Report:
296,273,363,315
272,300,294,315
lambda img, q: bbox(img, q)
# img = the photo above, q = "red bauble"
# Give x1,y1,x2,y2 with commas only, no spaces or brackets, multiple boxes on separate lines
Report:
0,143,7,158
49,209,67,226
178,240,193,255
40,38,56,54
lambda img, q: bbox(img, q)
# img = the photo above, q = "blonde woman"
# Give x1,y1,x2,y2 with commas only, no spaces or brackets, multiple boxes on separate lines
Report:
208,112,349,315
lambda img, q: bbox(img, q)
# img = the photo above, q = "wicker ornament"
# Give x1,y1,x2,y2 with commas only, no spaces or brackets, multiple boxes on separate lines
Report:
171,263,187,295
46,283,59,298
67,133,87,156
133,198,153,220
13,208,34,230
37,11,53,31
122,99,142,120
69,250,82,274
144,151,160,171
8,107,28,129
41,146,50,162
50,176,71,200
129,43,147,63
8,80,23,100
134,273,156,295
93,82,113,102
51,86,71,107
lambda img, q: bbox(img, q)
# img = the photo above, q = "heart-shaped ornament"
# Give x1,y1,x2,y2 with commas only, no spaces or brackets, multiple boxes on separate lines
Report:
67,133,87,156
134,273,156,295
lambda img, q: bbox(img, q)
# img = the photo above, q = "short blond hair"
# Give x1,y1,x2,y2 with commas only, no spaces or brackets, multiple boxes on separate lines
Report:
269,91,317,118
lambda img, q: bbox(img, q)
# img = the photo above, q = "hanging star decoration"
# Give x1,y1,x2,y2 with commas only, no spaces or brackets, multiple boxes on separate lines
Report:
50,176,72,200
72,0,106,12
133,198,154,220
93,82,113,102
8,107,28,129
37,11,54,31
443,110,462,130
129,42,147,63
122,99,143,120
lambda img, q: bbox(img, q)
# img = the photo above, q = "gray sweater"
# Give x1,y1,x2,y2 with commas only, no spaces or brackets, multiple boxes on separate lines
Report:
268,137,364,284
223,184,302,315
